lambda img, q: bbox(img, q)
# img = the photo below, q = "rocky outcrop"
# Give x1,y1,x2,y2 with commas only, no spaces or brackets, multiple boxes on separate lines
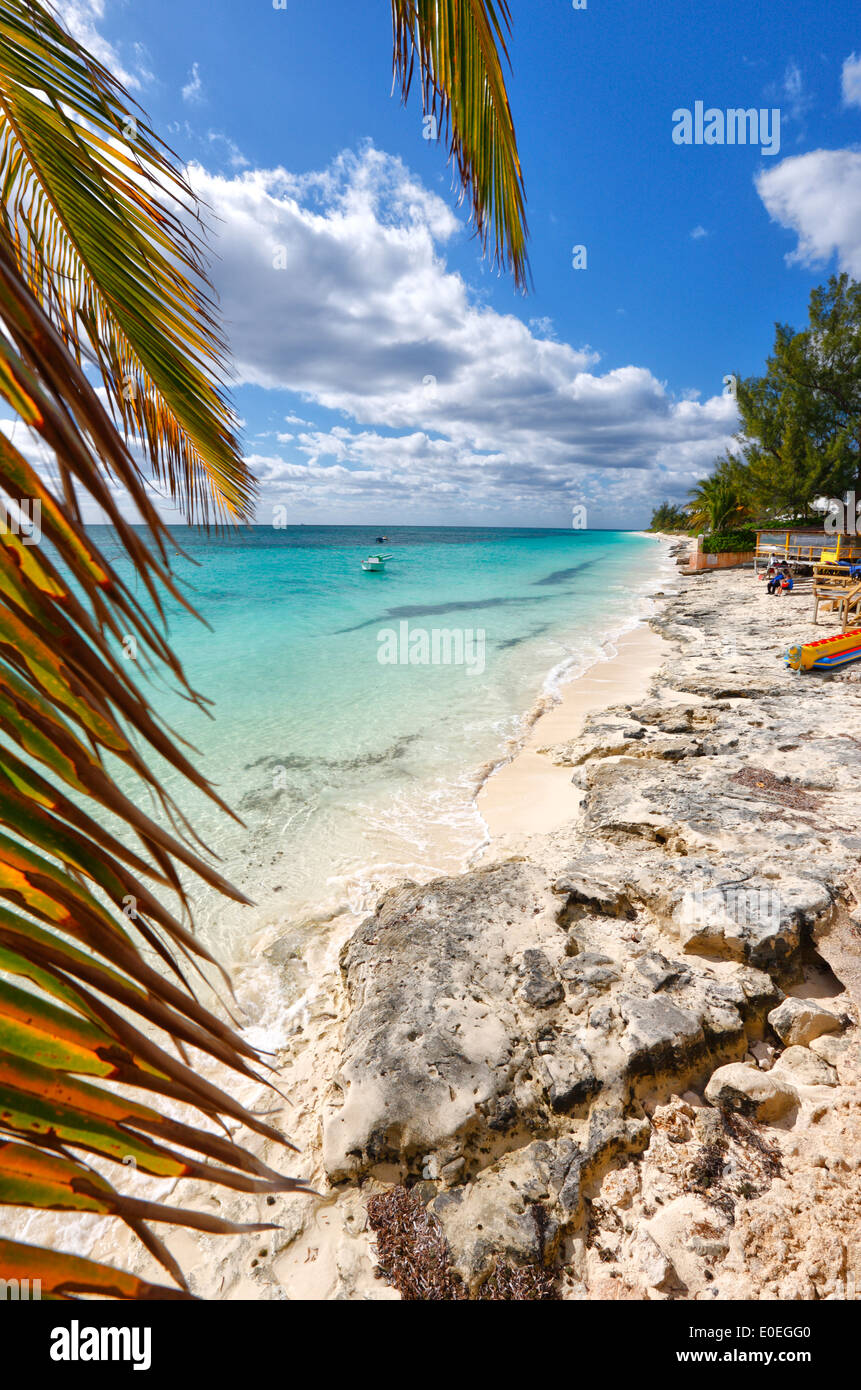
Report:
704,1062,799,1121
323,563,861,1297
768,997,843,1047
771,1046,837,1087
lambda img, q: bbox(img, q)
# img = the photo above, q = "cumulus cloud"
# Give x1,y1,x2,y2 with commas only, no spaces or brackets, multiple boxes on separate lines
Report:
756,148,861,276
50,1,148,89
842,53,861,109
185,146,736,523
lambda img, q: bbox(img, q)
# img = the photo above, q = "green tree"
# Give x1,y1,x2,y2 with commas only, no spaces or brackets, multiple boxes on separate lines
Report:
734,274,861,519
0,0,527,1295
648,500,690,532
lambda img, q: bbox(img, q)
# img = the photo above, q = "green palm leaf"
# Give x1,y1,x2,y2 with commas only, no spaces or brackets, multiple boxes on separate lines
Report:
0,235,305,1295
391,0,529,290
0,0,254,523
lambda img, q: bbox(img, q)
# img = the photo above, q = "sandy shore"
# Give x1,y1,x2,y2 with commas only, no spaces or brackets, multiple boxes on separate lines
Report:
477,532,678,849
478,622,668,845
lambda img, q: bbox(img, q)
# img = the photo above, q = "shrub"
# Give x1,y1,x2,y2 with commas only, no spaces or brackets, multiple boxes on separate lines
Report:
701,528,759,554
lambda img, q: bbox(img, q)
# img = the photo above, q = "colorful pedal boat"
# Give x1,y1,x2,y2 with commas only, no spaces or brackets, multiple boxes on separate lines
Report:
785,628,861,671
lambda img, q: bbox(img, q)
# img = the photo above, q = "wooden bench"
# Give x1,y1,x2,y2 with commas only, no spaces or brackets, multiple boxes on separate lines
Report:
813,577,861,631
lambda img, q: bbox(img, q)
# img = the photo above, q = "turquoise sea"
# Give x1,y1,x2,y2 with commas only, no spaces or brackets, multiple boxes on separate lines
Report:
99,525,668,1042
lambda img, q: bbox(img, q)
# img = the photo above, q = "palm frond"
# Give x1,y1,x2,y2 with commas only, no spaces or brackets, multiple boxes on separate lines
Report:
0,236,304,1296
391,0,529,290
0,1236,194,1299
0,0,254,523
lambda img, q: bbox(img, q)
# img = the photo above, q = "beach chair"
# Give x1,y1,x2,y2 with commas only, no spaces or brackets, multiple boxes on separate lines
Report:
814,575,861,630
841,581,861,633
813,573,852,623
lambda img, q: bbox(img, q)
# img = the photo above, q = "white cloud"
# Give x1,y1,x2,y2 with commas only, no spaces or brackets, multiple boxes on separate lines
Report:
49,1,147,89
182,146,737,523
782,60,810,125
842,53,861,109
182,63,204,105
528,316,558,339
690,225,709,240
207,132,249,169
756,148,861,276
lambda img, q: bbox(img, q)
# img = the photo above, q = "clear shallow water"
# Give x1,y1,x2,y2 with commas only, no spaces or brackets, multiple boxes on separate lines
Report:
96,525,665,1035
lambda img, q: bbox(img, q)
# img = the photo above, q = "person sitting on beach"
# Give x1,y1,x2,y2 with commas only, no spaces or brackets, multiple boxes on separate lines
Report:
765,564,782,595
777,566,794,595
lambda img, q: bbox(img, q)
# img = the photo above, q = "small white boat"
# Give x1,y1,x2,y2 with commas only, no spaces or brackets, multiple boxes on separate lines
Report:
361,552,392,572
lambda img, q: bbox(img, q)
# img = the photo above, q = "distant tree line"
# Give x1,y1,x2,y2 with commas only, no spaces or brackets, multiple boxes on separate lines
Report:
650,273,861,534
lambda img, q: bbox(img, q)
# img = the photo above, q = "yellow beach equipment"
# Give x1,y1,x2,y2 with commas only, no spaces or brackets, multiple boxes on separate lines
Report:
786,628,861,672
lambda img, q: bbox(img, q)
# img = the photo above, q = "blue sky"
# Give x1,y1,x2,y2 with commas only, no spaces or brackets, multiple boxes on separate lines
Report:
52,1,861,526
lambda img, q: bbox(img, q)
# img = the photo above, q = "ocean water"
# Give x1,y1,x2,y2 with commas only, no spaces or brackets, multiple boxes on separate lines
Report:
97,525,666,1041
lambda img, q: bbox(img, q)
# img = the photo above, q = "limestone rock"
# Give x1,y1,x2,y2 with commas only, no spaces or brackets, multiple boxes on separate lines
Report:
537,1036,600,1112
553,869,634,919
430,1147,559,1291
772,1046,838,1087
631,1229,674,1289
520,949,564,1007
322,861,539,1181
768,997,842,1048
808,1034,853,1068
668,673,784,701
635,951,686,992
559,952,620,989
705,1062,798,1121
619,994,706,1076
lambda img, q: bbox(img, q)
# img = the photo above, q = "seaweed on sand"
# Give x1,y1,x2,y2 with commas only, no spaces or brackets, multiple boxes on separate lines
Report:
367,1186,557,1301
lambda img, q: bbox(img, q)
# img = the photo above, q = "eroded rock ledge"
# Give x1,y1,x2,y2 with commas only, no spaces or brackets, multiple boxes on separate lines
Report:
323,564,861,1299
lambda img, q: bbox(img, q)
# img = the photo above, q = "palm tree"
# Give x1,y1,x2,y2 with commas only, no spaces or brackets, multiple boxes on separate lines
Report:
688,469,751,533
0,0,527,1295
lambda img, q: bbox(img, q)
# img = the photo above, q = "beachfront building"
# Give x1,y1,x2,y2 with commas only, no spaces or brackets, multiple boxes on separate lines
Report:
754,528,861,575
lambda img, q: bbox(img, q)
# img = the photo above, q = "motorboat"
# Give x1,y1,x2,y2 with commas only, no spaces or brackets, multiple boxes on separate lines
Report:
361,553,392,572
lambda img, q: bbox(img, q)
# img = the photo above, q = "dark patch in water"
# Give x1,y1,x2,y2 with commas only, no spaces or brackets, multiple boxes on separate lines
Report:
532,560,597,586
336,594,548,634
245,734,419,776
496,622,555,651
